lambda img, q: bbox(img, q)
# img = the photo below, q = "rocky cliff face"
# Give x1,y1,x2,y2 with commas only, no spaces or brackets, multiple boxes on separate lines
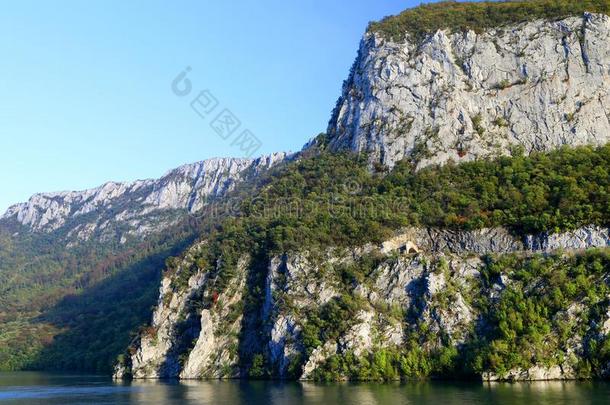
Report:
1,153,287,244
115,225,610,381
122,244,248,379
10,3,610,381
327,13,610,167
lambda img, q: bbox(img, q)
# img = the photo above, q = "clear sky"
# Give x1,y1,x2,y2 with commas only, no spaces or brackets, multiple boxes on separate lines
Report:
0,0,433,213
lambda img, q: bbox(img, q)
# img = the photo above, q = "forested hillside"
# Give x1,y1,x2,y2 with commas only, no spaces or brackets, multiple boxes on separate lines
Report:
117,141,610,381
3,138,608,374
0,218,198,372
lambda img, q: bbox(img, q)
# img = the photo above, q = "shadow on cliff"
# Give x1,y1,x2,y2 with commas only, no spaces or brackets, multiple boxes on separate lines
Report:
235,250,273,378
152,250,273,379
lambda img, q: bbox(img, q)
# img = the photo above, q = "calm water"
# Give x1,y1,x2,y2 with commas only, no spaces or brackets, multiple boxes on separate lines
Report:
0,372,609,404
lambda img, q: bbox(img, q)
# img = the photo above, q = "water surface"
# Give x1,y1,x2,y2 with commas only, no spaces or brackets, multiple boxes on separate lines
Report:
0,372,609,404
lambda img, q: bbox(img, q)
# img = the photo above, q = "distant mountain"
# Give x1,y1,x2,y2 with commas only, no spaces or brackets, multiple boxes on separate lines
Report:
0,152,287,372
1,153,287,245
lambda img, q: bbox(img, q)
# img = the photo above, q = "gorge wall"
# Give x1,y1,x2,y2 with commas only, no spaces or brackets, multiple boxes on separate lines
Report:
327,13,610,168
115,6,610,382
115,226,610,381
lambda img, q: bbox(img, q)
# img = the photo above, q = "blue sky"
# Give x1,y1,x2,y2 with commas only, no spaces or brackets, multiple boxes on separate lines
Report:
0,0,432,212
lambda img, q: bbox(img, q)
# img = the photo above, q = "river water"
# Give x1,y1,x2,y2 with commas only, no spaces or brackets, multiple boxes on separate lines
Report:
0,372,609,404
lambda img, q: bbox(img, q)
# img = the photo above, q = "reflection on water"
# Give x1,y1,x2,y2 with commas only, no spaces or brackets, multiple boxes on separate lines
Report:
0,372,609,404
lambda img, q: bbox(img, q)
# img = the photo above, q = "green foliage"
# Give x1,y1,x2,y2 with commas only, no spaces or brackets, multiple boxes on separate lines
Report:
196,143,609,277
312,349,402,381
302,295,365,354
466,249,610,378
337,252,385,288
312,249,610,381
0,322,56,372
0,218,197,372
369,0,610,41
471,114,485,135
248,353,267,379
379,144,609,234
493,116,510,128
313,345,462,381
495,79,512,90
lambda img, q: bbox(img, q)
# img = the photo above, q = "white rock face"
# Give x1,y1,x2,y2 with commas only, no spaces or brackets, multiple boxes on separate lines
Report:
526,225,610,251
300,341,337,381
338,310,375,356
180,273,245,380
423,266,475,344
118,225,610,381
263,254,338,378
382,226,610,256
117,250,248,379
373,256,426,305
127,268,208,379
327,13,610,168
483,365,574,382
2,153,288,243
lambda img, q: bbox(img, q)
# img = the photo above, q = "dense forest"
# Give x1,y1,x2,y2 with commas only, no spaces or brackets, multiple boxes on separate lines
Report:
369,0,610,41
180,140,609,278
2,141,609,374
0,218,198,372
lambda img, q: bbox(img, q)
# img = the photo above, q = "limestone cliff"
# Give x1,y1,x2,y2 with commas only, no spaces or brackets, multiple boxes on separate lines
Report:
327,13,610,168
115,226,610,381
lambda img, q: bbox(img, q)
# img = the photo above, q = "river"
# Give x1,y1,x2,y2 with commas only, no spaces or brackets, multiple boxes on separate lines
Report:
0,372,609,404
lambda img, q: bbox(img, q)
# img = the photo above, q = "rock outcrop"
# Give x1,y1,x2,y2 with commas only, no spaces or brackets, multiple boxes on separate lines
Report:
327,13,610,168
482,365,575,382
115,226,610,381
123,246,248,379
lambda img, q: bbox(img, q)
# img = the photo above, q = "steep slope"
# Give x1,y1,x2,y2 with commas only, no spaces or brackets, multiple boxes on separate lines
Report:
118,225,610,381
115,144,610,381
327,5,610,167
0,153,287,372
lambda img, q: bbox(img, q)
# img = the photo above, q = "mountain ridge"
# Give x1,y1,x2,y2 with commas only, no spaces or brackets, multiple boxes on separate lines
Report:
1,152,288,244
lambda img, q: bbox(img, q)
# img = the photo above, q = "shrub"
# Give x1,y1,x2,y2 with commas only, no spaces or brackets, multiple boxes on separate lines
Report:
369,1,610,41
